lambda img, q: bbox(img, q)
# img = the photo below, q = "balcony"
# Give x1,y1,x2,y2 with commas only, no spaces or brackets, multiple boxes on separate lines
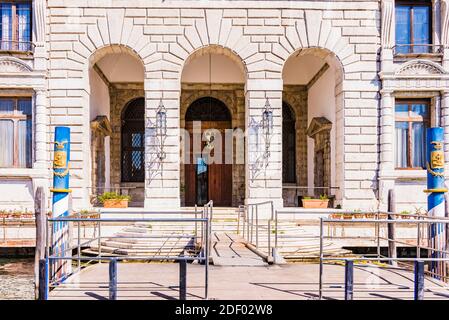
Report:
393,44,443,63
0,40,35,56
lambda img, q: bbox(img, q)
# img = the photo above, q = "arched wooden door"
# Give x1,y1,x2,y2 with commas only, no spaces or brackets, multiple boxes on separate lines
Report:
184,97,233,207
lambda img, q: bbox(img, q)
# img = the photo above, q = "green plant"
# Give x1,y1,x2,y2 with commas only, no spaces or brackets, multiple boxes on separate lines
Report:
302,196,312,200
400,210,411,215
98,192,131,204
335,204,342,209
319,194,329,200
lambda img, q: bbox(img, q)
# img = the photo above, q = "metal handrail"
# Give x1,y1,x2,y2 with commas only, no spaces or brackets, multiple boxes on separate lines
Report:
318,216,449,300
45,205,213,300
238,201,274,261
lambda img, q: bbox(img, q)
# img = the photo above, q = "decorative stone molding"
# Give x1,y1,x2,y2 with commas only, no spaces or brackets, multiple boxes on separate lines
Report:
0,57,32,73
442,0,449,48
395,59,447,76
306,117,332,138
307,117,332,197
381,0,395,49
33,0,46,45
91,116,112,136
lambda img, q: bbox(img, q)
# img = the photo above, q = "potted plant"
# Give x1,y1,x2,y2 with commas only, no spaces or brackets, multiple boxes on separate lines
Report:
352,210,364,219
98,192,131,208
343,212,353,220
399,210,412,220
302,195,330,209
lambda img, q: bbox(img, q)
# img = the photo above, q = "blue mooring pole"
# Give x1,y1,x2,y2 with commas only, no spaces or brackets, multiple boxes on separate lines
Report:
50,126,72,283
425,127,447,279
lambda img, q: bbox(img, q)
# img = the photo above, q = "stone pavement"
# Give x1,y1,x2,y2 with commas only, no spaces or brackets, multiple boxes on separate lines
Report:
49,262,449,300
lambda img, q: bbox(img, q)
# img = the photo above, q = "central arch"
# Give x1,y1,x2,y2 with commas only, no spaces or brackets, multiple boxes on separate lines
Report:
184,97,233,206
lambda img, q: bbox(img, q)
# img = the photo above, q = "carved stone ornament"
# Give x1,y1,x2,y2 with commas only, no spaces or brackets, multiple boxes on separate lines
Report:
395,60,447,76
381,0,395,49
442,0,449,48
0,57,32,73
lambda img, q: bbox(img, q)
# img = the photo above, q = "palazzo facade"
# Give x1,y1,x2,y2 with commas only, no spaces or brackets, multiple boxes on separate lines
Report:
0,0,448,214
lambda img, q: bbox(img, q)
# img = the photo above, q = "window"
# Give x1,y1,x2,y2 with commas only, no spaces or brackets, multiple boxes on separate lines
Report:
0,97,32,168
395,100,429,169
282,102,296,184
395,1,431,54
121,98,145,183
0,1,32,52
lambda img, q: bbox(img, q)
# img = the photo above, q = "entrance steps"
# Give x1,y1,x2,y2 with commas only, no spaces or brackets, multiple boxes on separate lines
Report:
84,207,352,261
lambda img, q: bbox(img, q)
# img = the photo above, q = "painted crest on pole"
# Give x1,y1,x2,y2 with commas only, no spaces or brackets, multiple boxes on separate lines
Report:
50,127,72,282
425,127,447,279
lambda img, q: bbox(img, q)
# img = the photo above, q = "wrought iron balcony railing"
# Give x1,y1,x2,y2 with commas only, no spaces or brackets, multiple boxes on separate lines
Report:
0,40,35,54
393,44,444,56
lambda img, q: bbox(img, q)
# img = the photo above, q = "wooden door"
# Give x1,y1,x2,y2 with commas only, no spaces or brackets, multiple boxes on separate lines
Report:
184,121,232,207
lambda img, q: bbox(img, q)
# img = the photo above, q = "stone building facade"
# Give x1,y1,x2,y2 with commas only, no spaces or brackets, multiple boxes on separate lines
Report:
0,0,448,214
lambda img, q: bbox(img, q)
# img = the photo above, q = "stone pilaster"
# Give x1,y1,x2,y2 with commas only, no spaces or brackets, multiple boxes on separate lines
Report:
441,91,449,184
245,79,283,214
34,89,47,169
144,79,181,210
441,0,449,69
379,90,395,211
381,0,395,71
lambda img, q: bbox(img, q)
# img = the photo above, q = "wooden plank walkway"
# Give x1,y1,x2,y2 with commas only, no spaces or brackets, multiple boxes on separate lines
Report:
211,233,268,266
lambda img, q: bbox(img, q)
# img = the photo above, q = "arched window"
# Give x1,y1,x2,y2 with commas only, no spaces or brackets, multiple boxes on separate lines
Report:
121,98,145,182
283,102,296,184
185,97,231,122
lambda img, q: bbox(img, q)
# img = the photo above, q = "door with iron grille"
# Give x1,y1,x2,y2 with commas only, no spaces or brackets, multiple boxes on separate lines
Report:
121,98,145,183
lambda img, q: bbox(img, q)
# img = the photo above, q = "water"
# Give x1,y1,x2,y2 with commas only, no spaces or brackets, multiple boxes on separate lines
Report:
0,258,34,300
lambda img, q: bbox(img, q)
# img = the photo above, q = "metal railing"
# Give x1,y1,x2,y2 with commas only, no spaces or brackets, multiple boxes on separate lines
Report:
393,44,444,56
318,214,449,300
237,201,274,261
0,40,35,53
42,205,213,300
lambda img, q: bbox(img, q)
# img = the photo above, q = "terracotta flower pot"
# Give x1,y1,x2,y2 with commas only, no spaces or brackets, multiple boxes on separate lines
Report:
354,213,365,219
343,214,353,220
302,199,329,209
103,199,129,208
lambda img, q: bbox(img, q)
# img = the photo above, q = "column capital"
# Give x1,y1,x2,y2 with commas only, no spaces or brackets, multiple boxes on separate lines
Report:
380,89,393,96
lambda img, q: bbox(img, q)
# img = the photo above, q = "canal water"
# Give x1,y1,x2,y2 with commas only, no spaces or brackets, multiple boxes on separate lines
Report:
0,258,34,300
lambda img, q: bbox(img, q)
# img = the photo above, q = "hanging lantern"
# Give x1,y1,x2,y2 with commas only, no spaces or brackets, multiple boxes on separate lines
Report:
156,99,167,160
262,98,273,136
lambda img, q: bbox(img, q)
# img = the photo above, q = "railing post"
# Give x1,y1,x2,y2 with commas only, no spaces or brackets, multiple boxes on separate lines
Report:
179,257,187,300
344,260,354,300
34,186,46,300
109,259,118,300
387,189,397,267
414,260,425,300
38,259,48,300
319,218,323,300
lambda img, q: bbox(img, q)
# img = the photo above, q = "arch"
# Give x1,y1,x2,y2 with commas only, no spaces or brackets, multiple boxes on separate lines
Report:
181,45,248,83
121,97,145,183
185,97,232,122
282,46,345,206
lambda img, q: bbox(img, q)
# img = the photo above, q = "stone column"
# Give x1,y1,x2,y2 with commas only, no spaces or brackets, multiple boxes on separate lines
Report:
144,79,181,210
379,90,395,211
441,91,449,183
381,0,395,71
245,79,284,214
